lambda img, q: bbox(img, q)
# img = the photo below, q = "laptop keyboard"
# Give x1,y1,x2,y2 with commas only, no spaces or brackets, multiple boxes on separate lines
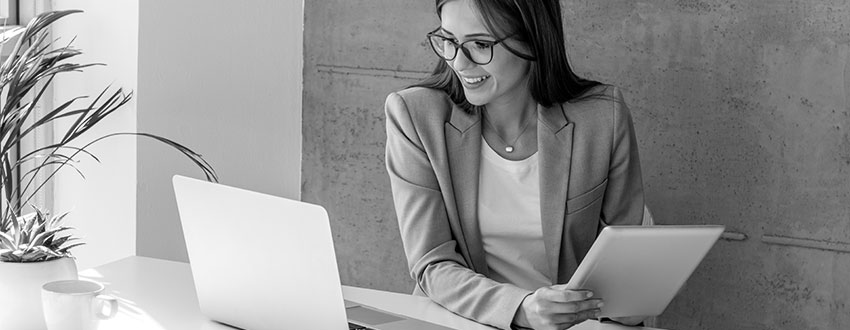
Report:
348,322,375,330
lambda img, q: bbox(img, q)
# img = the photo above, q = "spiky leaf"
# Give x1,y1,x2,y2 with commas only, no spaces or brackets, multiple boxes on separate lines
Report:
2,10,217,263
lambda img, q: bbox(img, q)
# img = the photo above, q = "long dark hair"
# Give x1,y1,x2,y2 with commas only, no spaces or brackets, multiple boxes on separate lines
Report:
411,0,606,114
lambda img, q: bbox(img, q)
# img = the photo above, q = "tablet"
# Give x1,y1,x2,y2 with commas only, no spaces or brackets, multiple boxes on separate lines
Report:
565,225,724,318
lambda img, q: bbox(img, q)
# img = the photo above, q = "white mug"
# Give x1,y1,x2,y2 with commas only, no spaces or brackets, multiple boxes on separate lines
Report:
41,280,118,330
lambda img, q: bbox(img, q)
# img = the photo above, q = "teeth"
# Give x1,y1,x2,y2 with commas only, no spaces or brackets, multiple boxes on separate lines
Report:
463,75,489,84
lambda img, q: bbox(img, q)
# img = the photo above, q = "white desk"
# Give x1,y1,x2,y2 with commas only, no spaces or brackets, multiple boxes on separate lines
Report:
82,256,662,330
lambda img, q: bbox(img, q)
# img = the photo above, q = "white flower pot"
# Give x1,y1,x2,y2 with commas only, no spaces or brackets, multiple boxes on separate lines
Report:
0,257,78,330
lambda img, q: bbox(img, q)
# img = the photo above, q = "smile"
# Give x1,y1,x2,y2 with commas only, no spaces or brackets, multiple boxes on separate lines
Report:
461,75,490,85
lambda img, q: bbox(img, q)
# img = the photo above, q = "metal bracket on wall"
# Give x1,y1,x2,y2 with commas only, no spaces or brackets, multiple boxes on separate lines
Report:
720,231,748,241
761,234,850,253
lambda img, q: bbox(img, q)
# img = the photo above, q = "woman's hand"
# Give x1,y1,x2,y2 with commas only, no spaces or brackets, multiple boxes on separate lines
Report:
512,284,603,330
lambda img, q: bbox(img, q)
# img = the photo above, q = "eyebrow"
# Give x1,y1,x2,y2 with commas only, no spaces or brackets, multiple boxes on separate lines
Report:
439,27,494,39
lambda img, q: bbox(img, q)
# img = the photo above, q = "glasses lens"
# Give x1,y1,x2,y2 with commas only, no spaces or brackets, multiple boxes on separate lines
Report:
464,41,493,64
428,35,456,60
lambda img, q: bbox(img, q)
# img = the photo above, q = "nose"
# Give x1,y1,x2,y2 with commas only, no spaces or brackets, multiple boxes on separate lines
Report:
450,48,475,72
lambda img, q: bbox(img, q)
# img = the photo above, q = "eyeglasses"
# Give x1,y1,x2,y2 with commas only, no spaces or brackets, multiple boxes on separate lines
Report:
425,28,509,65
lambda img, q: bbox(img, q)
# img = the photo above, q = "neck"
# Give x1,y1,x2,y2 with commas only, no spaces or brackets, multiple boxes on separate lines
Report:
483,90,536,132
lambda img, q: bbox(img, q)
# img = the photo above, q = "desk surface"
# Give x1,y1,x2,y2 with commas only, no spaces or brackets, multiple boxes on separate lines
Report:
83,256,662,330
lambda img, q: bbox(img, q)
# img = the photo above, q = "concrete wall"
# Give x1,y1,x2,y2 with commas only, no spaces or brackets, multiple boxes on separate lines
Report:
137,0,303,261
578,2,849,329
51,0,138,271
302,0,849,328
302,0,436,293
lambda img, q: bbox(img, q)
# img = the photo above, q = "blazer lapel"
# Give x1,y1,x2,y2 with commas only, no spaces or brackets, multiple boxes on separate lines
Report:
445,106,488,275
538,103,573,283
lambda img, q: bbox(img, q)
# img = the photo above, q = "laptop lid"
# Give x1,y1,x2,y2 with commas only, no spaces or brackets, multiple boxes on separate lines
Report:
565,225,724,318
173,175,349,330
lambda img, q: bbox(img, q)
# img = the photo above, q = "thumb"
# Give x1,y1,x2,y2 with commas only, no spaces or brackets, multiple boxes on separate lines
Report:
550,283,580,291
550,283,570,291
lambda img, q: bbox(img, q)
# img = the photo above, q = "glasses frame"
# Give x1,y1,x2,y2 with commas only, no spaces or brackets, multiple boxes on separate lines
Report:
425,27,510,65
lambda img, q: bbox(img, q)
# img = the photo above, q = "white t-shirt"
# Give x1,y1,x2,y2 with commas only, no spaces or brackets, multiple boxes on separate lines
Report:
477,137,552,291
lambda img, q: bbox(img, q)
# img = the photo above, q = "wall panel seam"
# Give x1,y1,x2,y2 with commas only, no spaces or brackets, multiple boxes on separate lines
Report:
315,63,429,80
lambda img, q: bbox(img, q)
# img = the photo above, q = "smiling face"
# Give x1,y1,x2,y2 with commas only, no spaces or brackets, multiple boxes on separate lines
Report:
439,0,532,107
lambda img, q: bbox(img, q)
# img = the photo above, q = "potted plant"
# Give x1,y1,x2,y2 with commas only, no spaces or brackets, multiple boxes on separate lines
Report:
0,10,217,329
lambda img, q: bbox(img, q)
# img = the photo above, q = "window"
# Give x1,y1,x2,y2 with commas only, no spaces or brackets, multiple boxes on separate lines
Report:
0,0,17,25
1,0,53,217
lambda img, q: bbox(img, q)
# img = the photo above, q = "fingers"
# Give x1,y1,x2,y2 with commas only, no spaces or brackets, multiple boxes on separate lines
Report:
538,297,602,315
559,299,603,313
534,293,603,316
539,286,594,303
575,308,602,322
523,286,605,330
550,308,602,324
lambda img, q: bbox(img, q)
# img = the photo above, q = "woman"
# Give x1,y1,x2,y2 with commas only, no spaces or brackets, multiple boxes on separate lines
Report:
384,0,645,329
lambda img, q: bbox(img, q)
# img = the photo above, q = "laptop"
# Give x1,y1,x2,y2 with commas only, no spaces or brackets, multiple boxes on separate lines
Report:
172,175,453,330
565,225,725,318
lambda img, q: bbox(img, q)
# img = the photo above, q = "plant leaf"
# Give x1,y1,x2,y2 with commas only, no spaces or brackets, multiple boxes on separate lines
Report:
48,235,75,248
26,226,72,251
0,231,15,248
49,211,70,228
56,241,84,254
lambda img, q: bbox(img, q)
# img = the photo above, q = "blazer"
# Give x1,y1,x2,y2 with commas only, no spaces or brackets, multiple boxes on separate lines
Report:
384,85,644,329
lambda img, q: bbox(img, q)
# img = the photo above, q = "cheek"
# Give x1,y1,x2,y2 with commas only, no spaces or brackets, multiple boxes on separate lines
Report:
490,58,529,88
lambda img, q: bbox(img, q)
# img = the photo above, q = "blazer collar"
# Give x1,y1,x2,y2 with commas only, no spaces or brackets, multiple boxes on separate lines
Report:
538,102,570,133
448,102,570,133
447,104,479,133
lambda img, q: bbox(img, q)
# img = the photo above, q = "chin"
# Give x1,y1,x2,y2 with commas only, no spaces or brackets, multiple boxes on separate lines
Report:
462,89,493,106
466,97,487,106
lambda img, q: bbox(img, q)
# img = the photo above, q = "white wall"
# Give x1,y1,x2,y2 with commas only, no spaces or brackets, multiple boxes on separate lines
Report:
136,0,303,261
50,1,138,270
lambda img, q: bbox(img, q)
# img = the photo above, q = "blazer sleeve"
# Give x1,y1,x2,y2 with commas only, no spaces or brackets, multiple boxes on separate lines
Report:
601,87,645,227
384,92,532,330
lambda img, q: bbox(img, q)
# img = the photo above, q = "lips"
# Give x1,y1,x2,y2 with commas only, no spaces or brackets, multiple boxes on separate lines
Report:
459,74,490,88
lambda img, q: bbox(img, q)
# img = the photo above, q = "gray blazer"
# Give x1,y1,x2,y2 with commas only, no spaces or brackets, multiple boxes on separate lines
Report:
384,85,644,329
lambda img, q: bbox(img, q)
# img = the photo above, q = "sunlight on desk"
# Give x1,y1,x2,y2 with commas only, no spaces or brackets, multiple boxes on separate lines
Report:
81,258,237,329
83,257,663,330
80,269,168,330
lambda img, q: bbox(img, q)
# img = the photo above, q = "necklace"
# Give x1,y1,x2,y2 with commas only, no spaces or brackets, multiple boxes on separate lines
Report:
482,110,534,153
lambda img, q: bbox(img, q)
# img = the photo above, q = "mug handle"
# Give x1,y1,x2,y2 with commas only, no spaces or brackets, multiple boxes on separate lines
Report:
95,294,119,320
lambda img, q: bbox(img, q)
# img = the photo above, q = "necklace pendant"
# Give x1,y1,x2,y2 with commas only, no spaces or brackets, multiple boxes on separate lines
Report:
505,146,514,153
